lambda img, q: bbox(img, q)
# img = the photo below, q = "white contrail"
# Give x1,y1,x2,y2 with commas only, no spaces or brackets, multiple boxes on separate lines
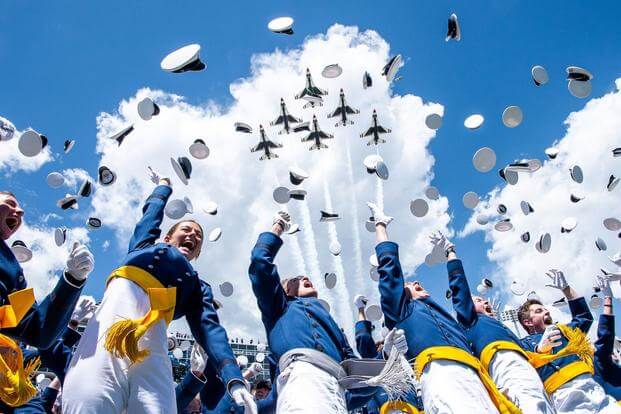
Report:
375,146,385,210
297,200,322,283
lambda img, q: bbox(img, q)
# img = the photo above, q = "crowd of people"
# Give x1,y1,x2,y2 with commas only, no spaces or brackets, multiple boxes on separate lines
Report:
0,172,619,414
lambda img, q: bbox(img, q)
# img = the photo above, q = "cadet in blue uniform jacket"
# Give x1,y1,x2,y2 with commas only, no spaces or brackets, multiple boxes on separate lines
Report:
433,232,554,413
248,211,377,414
367,202,511,414
518,269,619,413
0,191,94,407
593,275,621,401
63,173,255,414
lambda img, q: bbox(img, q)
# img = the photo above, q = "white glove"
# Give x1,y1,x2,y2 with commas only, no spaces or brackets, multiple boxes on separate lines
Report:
429,231,455,256
147,166,161,185
544,269,569,291
71,296,96,322
190,343,208,373
383,328,408,357
600,268,621,282
366,202,393,226
490,297,501,316
354,294,368,310
65,242,95,281
230,383,258,414
243,362,263,378
597,275,613,298
609,251,621,267
273,211,291,233
536,325,563,353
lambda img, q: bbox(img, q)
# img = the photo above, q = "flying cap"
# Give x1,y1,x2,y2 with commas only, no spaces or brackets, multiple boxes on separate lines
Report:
497,204,507,215
561,217,577,233
365,304,383,322
603,217,621,231
410,198,429,217
109,125,134,146
183,197,194,214
476,284,488,295
595,237,607,251
288,189,307,201
476,215,489,225
255,353,265,363
286,223,301,235
425,113,443,130
329,241,342,256
425,186,440,200
365,218,376,233
219,282,234,297
320,211,340,222
234,122,253,133
499,168,519,185
375,160,389,180
64,139,75,154
521,232,531,243
324,272,337,289
520,201,534,215
11,240,32,263
188,139,209,160
57,195,78,210
535,233,552,253
502,106,523,128
160,44,205,73
322,64,342,79
472,147,496,173
531,65,549,86
172,348,183,359
87,217,102,230
382,55,402,82
46,172,65,188
527,291,540,301
445,289,453,300
545,147,559,159
171,156,192,185
369,266,379,282
552,297,567,308
607,175,619,192
137,98,160,121
511,281,526,296
78,179,93,198
494,219,513,232
289,166,309,185
569,165,583,183
506,159,542,174
54,227,67,246
273,186,291,204
568,80,592,99
165,199,189,220
570,193,585,203
302,94,323,108
613,147,621,158
362,71,373,89
0,116,16,141
482,278,493,288
462,191,479,209
98,166,116,186
268,17,294,34
203,201,218,215
589,294,602,309
363,154,383,174
445,13,461,41
18,130,48,157
566,66,593,82
464,114,484,129
209,227,222,242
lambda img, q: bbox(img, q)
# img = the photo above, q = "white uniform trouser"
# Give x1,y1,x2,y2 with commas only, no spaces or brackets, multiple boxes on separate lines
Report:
489,350,556,414
421,359,499,414
276,360,347,414
551,374,621,414
62,278,176,414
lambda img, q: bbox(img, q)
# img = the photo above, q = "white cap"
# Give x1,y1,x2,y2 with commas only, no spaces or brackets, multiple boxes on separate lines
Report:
595,237,607,251
109,125,134,146
46,172,65,188
324,272,337,289
369,266,379,282
18,130,48,157
531,65,549,86
160,44,205,73
289,166,309,185
545,147,559,159
273,186,291,204
0,116,16,141
561,217,577,233
445,13,461,41
521,232,531,243
86,217,102,230
382,54,402,82
568,79,592,99
476,215,489,225
369,253,379,267
11,240,32,263
520,201,534,216
208,227,222,242
476,284,488,295
464,114,484,130
607,175,619,192
98,166,117,186
54,227,67,247
589,294,603,309
171,156,192,185
64,139,75,154
425,113,443,130
234,122,253,133
165,199,189,220
494,219,513,232
329,241,342,256
410,199,429,217
365,304,383,321
183,197,194,214
321,64,342,78
566,66,593,81
236,355,249,368
219,282,234,297
510,280,526,296
535,233,552,253
203,201,218,215
462,191,479,209
569,165,583,183
603,217,621,231
268,17,294,34
425,186,440,200
472,147,496,173
320,210,340,222
57,195,78,210
137,97,160,121
189,139,210,160
502,106,523,128
363,71,373,89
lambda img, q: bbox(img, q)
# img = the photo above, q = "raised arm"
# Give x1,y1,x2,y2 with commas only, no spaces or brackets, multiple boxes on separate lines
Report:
593,278,621,384
545,269,593,333
354,295,379,358
127,179,172,252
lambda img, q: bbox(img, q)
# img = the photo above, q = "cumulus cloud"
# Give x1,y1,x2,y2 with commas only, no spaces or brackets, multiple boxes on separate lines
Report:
462,79,621,315
89,25,449,340
0,117,52,174
61,168,93,193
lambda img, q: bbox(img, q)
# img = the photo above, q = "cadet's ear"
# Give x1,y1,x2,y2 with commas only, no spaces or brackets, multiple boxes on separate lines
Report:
163,234,171,243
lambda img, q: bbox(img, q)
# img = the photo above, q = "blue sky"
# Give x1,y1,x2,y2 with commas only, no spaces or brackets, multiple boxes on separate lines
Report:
1,1,620,338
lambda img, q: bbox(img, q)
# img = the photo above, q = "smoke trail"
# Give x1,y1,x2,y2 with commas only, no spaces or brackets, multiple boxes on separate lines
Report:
297,200,322,283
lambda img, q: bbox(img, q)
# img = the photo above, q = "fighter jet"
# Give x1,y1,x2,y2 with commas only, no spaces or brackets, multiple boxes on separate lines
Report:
250,125,283,160
294,115,334,151
295,68,328,108
327,89,360,127
360,110,391,145
270,98,302,134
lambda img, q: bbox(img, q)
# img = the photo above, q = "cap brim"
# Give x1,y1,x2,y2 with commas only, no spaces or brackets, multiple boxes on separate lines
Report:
473,147,496,173
171,157,189,185
410,199,429,217
209,228,222,242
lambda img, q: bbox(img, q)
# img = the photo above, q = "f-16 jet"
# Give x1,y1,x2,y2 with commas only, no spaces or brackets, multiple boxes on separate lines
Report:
327,89,360,127
250,125,282,160
270,98,302,134
295,68,328,108
294,115,333,151
360,110,391,145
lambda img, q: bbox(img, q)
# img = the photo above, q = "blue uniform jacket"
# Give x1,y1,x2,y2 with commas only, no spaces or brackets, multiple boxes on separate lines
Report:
0,238,84,350
593,314,621,400
376,241,471,359
121,185,242,388
447,259,527,357
521,297,593,384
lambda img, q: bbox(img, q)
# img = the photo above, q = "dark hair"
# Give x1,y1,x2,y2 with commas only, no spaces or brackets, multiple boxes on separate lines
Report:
165,220,204,258
0,191,16,199
253,380,271,391
281,276,304,297
518,299,543,331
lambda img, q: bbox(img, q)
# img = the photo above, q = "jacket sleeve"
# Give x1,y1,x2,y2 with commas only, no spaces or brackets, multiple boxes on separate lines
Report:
186,279,244,392
447,259,478,328
355,320,379,358
257,385,278,414
175,371,206,413
346,387,381,411
567,297,593,333
248,232,288,330
2,273,84,349
127,185,172,252
594,314,621,385
38,327,82,384
375,241,408,329
13,386,59,414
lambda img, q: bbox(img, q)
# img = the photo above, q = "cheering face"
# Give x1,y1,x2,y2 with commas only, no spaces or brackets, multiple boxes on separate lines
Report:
525,303,553,333
0,194,24,240
473,296,494,316
296,276,318,298
164,221,203,260
254,386,270,400
405,281,429,300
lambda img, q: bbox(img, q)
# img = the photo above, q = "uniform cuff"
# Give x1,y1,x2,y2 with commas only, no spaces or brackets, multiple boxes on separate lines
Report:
149,184,173,201
568,297,589,317
63,271,86,289
375,241,398,259
255,232,284,254
220,360,246,393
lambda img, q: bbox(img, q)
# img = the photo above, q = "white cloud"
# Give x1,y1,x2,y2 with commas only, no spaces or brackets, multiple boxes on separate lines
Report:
89,25,449,340
61,168,93,193
462,79,621,311
0,117,52,174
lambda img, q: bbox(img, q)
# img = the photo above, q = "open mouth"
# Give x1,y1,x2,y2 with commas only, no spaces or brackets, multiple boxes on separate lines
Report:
179,239,195,252
303,280,312,289
5,217,19,232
